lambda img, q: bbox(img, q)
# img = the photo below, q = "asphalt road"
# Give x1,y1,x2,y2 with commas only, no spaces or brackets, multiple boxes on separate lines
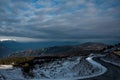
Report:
81,58,120,80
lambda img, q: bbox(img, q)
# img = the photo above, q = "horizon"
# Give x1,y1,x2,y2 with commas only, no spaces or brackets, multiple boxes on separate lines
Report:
0,38,119,45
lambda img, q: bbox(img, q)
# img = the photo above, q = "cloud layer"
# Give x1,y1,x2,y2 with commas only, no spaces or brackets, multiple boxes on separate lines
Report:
0,0,120,41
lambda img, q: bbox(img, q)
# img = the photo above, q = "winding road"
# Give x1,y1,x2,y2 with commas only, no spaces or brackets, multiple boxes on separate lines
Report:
29,55,120,80
30,55,112,80
81,57,120,80
0,55,120,80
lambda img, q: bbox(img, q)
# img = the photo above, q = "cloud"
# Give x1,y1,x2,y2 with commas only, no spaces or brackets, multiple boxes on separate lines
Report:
0,0,120,42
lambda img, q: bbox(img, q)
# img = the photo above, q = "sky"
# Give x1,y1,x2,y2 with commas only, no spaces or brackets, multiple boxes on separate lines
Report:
0,0,120,42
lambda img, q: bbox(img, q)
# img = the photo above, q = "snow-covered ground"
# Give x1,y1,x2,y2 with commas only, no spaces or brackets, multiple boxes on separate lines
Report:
0,68,24,80
0,54,107,80
32,57,96,79
30,55,107,80
0,65,13,69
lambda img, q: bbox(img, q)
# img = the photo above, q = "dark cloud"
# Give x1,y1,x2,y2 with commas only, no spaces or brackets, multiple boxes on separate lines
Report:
0,0,120,41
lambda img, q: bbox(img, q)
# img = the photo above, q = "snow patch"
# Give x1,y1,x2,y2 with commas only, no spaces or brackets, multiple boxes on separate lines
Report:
0,65,13,69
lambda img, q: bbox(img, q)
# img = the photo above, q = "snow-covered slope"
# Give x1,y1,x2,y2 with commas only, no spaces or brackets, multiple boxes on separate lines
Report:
32,57,98,79
0,55,107,80
0,68,24,80
30,55,107,80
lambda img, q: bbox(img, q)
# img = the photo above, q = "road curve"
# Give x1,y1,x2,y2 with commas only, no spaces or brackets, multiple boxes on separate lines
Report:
81,57,120,80
30,56,108,80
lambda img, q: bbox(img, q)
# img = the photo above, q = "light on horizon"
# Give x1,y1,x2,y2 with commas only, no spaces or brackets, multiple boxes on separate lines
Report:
0,39,16,42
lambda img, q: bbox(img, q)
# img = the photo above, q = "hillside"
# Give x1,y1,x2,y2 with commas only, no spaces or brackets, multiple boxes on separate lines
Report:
0,55,105,80
0,42,120,80
0,41,79,58
101,43,120,67
10,42,107,57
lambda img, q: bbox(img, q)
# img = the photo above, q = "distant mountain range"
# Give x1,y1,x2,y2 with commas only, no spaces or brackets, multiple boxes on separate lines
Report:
1,40,120,58
10,42,107,57
0,40,79,58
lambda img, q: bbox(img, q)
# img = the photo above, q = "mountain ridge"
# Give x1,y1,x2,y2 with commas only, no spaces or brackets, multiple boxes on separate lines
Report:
9,42,107,57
